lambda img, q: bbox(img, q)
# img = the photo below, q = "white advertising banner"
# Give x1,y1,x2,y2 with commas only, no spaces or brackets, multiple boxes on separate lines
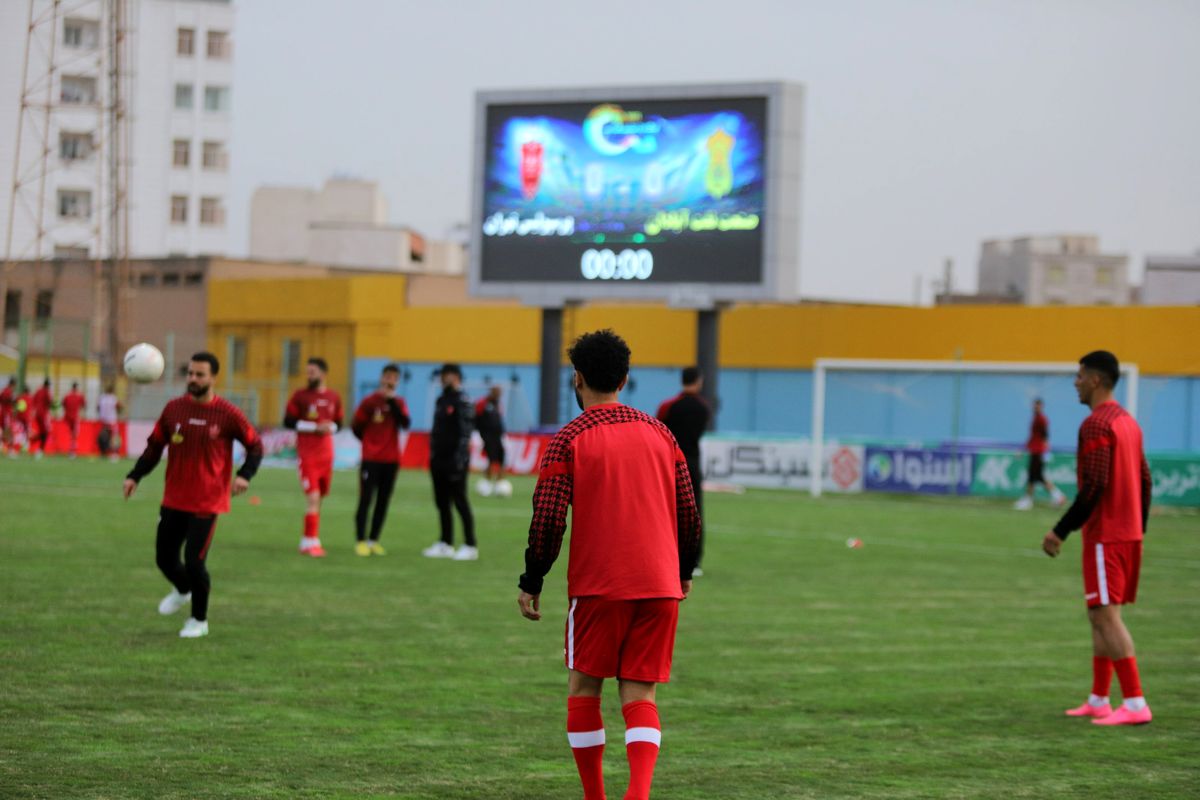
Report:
700,437,864,492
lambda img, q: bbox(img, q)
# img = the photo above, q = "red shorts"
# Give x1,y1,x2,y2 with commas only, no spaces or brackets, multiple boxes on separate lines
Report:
1082,540,1142,607
565,597,679,684
298,459,333,497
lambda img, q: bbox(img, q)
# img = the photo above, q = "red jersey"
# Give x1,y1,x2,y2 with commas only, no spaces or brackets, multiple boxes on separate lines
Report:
1026,412,1049,455
285,387,343,464
0,385,13,422
32,387,52,419
62,391,86,422
351,391,410,463
521,403,701,600
129,395,263,515
1053,401,1151,545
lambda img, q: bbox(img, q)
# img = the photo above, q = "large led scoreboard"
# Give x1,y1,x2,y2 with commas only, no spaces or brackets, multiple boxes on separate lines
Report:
469,83,804,305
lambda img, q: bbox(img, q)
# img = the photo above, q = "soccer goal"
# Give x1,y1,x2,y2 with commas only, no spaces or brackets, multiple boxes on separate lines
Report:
809,358,1140,498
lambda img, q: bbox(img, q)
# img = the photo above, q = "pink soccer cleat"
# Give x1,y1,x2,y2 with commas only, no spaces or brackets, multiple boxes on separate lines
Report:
307,546,327,558
1092,705,1152,726
1065,702,1112,718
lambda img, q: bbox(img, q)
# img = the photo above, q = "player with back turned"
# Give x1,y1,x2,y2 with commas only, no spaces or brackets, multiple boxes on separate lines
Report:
350,363,411,556
123,352,263,638
1041,350,1154,726
518,329,701,800
656,366,712,576
284,357,344,558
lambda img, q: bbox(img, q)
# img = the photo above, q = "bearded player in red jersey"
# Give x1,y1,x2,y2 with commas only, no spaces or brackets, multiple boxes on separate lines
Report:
124,352,263,638
1042,351,1154,726
518,330,701,800
350,363,411,556
284,357,343,557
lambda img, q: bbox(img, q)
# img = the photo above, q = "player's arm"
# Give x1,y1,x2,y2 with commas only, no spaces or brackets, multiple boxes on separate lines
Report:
1049,423,1112,543
124,415,169,498
656,399,671,423
674,449,702,585
388,397,411,431
283,394,304,430
518,440,573,619
350,399,370,440
1140,454,1152,533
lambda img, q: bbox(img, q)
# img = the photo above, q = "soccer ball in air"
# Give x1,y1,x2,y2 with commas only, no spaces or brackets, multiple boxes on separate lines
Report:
123,343,165,383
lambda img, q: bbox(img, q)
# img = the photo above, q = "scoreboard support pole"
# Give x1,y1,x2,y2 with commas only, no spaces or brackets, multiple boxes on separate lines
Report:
697,307,720,430
539,307,564,427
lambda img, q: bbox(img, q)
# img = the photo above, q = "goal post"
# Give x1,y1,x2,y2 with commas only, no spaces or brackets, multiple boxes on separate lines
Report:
809,358,1140,498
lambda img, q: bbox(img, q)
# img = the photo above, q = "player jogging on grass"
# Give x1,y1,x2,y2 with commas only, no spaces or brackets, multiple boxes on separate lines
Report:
1014,397,1066,510
350,363,411,556
62,382,86,457
124,352,263,638
518,329,701,800
1041,350,1153,726
474,384,510,497
284,357,343,558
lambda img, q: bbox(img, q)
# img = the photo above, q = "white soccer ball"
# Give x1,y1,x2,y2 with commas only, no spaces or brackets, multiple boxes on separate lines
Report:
123,342,165,383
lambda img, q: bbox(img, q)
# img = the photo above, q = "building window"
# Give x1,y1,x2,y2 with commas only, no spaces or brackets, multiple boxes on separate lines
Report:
1096,266,1114,287
138,273,157,287
232,337,247,373
35,290,53,321
64,19,99,49
206,30,230,59
174,83,193,110
172,139,190,168
177,27,195,56
203,86,230,113
1045,263,1066,286
201,141,227,170
170,195,188,224
57,189,91,219
59,132,93,162
184,272,204,286
4,292,20,329
200,197,225,226
162,273,181,287
284,339,302,376
61,75,97,105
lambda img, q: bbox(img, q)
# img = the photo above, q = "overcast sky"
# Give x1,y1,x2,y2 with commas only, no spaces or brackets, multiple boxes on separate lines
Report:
229,0,1200,304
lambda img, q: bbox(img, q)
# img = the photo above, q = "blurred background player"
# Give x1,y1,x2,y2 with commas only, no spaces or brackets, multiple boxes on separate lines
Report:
61,382,86,458
31,378,54,458
350,363,411,556
1041,351,1153,726
97,384,123,462
518,329,701,800
656,366,712,576
12,383,33,456
423,363,477,560
284,357,343,558
1015,397,1066,510
474,384,510,497
123,352,263,638
0,378,14,455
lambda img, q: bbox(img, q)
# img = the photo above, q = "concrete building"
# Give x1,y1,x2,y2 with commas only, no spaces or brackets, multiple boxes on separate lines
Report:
0,0,234,261
250,178,465,275
1142,254,1200,306
977,235,1130,306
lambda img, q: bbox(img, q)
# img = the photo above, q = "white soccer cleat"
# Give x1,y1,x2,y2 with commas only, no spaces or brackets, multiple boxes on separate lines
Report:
494,479,513,498
452,545,479,561
158,589,192,615
179,617,208,638
1052,490,1067,507
476,479,494,497
422,541,456,558
1013,496,1033,511
691,567,704,578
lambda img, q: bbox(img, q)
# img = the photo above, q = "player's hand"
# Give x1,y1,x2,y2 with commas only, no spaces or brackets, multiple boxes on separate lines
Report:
123,478,137,500
1042,531,1063,558
231,477,250,496
317,421,335,434
518,591,541,621
681,579,693,600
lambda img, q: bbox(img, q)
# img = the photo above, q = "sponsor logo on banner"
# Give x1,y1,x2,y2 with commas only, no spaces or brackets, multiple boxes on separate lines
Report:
699,438,864,492
863,447,973,495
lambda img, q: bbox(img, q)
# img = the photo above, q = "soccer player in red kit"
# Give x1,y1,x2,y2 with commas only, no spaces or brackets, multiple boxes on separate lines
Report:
284,357,343,557
1014,398,1065,510
124,352,263,638
1041,350,1153,726
518,329,701,800
350,363,411,556
12,384,33,454
61,382,86,457
0,378,14,454
31,378,53,457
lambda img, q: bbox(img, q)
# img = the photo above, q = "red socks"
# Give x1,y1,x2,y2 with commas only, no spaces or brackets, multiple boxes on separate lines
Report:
1091,656,1113,697
622,701,661,800
1113,657,1143,699
303,513,319,540
567,696,606,800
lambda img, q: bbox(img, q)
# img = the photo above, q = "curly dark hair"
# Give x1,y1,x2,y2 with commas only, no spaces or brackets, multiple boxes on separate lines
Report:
1080,350,1120,388
568,329,631,393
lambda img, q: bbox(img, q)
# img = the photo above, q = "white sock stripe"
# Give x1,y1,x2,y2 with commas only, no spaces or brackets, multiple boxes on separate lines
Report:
1095,544,1110,606
566,598,578,670
625,727,661,747
567,730,605,748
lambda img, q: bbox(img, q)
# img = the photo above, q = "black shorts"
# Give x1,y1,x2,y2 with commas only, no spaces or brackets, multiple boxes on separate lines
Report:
1027,453,1045,484
482,436,505,466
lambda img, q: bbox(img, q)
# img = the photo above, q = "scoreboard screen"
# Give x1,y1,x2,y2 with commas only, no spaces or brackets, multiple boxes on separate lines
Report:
470,84,803,304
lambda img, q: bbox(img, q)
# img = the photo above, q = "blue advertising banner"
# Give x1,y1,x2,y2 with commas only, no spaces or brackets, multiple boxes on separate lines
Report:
864,446,974,495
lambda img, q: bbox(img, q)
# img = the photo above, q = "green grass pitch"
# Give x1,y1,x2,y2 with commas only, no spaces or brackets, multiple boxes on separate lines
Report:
1,457,1197,799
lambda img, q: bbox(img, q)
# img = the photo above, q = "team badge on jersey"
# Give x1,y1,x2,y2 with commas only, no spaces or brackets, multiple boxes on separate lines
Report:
307,405,318,419
170,423,184,444
209,423,221,439
373,408,385,423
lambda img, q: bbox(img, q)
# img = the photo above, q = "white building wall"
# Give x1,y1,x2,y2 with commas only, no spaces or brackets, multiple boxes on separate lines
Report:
1142,257,1200,305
